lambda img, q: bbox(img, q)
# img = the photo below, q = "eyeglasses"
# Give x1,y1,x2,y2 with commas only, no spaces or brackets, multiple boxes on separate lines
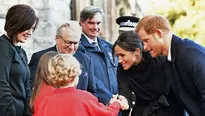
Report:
57,35,79,46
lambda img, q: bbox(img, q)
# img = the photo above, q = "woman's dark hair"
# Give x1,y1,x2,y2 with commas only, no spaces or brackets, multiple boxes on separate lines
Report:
112,31,143,62
113,31,143,53
4,4,39,42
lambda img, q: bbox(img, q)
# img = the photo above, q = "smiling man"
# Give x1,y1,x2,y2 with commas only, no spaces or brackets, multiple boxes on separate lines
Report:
29,21,97,96
136,14,205,116
78,6,119,106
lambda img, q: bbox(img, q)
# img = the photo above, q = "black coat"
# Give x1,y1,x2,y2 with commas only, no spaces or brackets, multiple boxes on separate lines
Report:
29,46,97,95
118,51,184,116
164,35,205,116
0,34,31,116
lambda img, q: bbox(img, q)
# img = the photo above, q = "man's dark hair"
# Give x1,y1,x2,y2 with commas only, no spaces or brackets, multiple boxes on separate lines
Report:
80,6,104,22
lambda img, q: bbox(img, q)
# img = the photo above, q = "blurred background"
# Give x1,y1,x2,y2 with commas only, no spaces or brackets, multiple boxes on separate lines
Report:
0,0,204,60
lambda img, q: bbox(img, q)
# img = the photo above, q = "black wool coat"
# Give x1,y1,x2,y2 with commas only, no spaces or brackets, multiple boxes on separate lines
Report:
118,51,184,116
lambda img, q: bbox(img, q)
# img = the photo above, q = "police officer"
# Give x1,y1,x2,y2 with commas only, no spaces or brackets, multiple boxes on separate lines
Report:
116,16,140,33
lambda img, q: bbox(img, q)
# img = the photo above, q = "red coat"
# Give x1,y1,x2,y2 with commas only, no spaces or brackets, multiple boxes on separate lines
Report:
36,87,121,116
33,82,56,116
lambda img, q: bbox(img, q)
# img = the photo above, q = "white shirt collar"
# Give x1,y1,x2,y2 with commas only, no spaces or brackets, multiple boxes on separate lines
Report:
82,33,98,45
167,43,172,62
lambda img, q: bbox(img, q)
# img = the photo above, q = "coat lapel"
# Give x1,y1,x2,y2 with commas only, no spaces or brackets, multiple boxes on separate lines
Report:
169,35,185,101
50,45,58,52
80,34,103,53
170,35,178,64
80,34,117,66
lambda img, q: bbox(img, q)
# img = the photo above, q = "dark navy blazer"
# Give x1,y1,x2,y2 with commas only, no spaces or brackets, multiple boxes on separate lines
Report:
29,46,97,96
164,34,205,116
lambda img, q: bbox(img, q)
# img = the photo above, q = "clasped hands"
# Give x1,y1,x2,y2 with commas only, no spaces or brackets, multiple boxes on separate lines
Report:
109,94,129,110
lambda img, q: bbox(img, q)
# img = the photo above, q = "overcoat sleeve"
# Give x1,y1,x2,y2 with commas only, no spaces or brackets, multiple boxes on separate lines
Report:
0,40,16,116
117,64,132,105
21,49,32,116
183,48,205,115
87,57,98,96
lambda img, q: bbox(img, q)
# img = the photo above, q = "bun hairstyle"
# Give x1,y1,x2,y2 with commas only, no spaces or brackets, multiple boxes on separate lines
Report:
48,54,82,87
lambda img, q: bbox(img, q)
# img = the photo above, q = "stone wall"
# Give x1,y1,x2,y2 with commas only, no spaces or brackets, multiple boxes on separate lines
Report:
0,0,143,61
0,0,71,61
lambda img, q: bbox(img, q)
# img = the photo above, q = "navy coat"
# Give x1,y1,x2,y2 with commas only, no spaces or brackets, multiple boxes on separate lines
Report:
164,35,205,116
29,46,97,96
78,34,118,105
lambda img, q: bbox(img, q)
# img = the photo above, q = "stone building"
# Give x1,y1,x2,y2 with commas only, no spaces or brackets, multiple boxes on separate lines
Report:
0,0,143,61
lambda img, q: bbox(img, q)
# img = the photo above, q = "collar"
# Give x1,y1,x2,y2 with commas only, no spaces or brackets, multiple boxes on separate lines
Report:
82,33,98,45
167,43,172,62
80,34,110,52
56,45,60,53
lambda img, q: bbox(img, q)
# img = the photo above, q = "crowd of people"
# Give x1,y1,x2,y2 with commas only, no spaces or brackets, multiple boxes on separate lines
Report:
0,4,204,116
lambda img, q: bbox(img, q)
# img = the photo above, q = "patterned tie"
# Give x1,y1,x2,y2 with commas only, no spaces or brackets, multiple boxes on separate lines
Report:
92,42,100,50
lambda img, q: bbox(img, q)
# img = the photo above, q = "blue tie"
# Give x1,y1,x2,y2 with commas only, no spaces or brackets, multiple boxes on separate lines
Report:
92,42,100,50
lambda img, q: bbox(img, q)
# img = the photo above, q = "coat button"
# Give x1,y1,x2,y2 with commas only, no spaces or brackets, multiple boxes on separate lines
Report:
132,101,135,105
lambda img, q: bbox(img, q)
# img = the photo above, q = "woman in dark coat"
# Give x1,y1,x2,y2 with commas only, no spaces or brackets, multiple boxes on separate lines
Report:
113,31,184,116
0,4,39,116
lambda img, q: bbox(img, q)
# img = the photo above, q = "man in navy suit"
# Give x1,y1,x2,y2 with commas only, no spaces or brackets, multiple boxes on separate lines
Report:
136,14,205,116
29,21,97,96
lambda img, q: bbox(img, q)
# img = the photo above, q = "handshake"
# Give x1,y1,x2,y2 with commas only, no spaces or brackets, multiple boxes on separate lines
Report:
109,94,129,110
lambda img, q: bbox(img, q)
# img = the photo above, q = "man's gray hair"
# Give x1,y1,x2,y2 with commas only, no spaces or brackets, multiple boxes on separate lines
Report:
56,21,82,39
80,6,104,22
